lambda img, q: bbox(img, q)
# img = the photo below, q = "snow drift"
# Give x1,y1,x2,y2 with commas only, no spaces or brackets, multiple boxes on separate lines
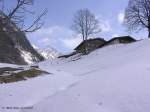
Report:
0,39,150,112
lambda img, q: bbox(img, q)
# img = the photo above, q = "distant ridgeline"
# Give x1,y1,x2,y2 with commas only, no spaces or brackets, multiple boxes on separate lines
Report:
0,11,44,65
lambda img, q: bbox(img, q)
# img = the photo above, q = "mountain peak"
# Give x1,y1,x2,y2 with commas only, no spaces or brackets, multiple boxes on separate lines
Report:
34,45,61,60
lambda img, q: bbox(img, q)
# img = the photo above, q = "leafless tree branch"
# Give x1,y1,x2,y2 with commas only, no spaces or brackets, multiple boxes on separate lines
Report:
124,0,150,37
0,0,47,33
72,9,101,54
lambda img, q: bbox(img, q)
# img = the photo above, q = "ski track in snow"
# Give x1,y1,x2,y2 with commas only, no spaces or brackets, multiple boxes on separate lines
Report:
1,39,150,112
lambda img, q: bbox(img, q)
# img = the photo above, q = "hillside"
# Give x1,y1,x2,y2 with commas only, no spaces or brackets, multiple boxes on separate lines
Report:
0,39,150,112
0,11,44,65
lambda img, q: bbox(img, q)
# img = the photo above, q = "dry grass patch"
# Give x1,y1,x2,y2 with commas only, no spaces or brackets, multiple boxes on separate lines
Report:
0,68,50,84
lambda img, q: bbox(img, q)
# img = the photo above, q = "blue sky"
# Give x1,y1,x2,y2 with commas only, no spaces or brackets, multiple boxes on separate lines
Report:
20,0,147,53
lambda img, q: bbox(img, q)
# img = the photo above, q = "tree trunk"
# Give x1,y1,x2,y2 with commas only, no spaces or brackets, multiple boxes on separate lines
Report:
84,36,88,55
82,35,86,54
148,18,150,38
148,28,150,38
84,40,87,54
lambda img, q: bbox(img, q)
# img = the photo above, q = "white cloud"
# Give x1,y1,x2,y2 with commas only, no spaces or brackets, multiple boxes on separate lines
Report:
37,37,51,45
27,25,80,52
112,34,119,38
62,35,82,49
28,15,112,52
96,15,112,32
112,34,120,38
118,12,125,24
100,20,112,32
30,26,74,40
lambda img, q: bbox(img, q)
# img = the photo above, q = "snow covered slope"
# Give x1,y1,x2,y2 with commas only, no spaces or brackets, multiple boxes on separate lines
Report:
1,39,150,112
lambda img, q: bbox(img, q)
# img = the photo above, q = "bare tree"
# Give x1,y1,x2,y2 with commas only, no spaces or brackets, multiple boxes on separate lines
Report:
0,0,47,33
72,9,101,54
124,0,150,38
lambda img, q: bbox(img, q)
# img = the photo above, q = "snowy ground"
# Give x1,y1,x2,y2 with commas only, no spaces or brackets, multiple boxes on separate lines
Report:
1,39,150,112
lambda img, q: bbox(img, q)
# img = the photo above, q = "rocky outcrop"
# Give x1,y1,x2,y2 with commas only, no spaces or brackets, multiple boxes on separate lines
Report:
0,11,44,65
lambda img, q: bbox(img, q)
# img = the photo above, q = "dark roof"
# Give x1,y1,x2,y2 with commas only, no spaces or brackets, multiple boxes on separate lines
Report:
74,38,106,50
110,36,136,41
104,36,136,45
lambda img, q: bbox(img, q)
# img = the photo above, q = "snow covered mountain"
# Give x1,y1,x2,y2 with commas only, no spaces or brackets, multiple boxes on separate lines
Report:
1,39,150,112
34,46,61,59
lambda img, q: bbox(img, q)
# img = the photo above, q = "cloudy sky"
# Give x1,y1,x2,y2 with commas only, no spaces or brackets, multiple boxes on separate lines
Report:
25,0,147,53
